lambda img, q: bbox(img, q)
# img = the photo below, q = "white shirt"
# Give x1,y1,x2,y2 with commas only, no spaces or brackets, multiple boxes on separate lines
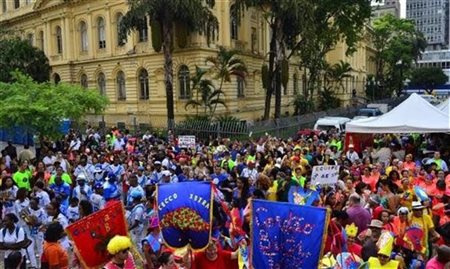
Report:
35,190,51,209
67,206,80,222
69,139,81,151
43,155,57,172
90,193,105,212
0,226,26,258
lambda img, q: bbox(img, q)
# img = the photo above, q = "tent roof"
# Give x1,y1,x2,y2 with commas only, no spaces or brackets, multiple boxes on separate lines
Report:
437,98,449,112
346,93,450,133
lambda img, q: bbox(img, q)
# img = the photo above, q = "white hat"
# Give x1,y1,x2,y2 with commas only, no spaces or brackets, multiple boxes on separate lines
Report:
161,170,171,177
412,201,425,210
348,144,354,148
77,174,87,181
154,161,162,165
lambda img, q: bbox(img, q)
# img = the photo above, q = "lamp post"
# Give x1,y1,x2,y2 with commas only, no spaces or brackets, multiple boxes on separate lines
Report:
396,60,404,96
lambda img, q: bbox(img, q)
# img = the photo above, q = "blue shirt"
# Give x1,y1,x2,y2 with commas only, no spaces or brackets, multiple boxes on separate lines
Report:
49,182,71,213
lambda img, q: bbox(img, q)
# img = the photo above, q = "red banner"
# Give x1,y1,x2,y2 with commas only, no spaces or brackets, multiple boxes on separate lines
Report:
66,201,128,268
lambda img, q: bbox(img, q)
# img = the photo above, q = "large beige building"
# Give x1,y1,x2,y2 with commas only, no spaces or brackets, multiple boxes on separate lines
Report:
0,0,374,128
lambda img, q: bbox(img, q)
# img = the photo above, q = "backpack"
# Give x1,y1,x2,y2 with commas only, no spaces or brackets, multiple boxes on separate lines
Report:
1,226,32,249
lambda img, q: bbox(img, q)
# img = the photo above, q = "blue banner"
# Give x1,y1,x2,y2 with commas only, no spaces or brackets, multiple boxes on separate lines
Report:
288,186,320,206
252,199,329,269
157,182,213,250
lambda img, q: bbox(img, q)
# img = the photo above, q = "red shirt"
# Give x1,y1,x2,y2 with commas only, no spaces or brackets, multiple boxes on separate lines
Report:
192,250,238,269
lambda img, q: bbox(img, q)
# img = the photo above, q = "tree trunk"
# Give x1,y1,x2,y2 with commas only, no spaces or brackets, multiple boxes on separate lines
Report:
263,25,277,120
162,20,175,129
274,19,284,119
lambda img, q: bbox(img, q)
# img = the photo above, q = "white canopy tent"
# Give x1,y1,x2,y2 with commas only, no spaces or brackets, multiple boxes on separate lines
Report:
346,93,450,133
437,98,449,113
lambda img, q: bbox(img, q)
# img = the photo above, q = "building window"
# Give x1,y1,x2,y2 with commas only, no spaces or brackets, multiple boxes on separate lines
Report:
139,69,149,100
80,21,88,52
39,31,44,50
230,4,238,40
97,72,106,95
14,0,19,9
138,17,148,43
237,77,245,97
293,74,298,95
251,27,258,53
80,74,88,88
116,13,125,46
178,65,190,99
27,33,34,46
98,17,106,49
2,0,6,13
53,73,61,85
56,26,63,54
116,71,126,100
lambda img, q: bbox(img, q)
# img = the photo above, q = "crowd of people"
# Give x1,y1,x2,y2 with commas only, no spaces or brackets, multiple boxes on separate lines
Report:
0,126,449,269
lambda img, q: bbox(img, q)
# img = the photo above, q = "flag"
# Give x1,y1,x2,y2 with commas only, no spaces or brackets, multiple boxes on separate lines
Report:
66,201,128,268
251,199,329,269
288,185,320,206
157,181,213,250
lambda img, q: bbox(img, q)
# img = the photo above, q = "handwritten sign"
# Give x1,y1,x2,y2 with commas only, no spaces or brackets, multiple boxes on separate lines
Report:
311,165,340,185
178,135,196,148
66,201,128,268
251,200,329,269
157,181,213,250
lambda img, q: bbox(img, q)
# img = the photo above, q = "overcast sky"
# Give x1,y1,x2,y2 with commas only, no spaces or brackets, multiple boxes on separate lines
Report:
400,0,406,18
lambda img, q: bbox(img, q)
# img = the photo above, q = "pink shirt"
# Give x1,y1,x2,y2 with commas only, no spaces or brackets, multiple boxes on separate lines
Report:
426,257,445,269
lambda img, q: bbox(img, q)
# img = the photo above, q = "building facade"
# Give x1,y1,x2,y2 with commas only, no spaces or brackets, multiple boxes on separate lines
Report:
371,0,400,20
0,0,374,127
406,0,449,50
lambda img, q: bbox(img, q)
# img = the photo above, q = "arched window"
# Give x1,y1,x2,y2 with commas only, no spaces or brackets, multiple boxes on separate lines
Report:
97,17,106,49
2,0,7,13
53,73,61,85
56,26,63,54
230,4,238,40
293,74,298,95
138,17,148,42
178,65,190,99
139,69,149,100
80,74,88,88
116,71,126,100
27,33,34,46
237,77,245,97
97,73,106,95
80,21,88,52
116,13,125,46
39,31,44,50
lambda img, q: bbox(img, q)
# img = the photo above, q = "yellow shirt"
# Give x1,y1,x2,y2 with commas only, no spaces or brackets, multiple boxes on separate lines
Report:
410,213,434,254
267,181,278,201
368,257,399,269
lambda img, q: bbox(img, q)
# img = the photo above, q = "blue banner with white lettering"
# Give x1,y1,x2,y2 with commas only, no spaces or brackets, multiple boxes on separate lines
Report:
157,182,213,250
252,199,329,269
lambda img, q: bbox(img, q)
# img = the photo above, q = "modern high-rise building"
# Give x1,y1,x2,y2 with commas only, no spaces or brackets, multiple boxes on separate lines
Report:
371,0,401,20
406,0,450,50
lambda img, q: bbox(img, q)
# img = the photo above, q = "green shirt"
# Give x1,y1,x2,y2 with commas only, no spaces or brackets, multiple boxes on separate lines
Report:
48,173,73,185
13,170,32,190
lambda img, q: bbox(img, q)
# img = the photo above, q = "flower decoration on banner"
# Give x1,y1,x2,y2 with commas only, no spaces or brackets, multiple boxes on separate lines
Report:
160,207,210,232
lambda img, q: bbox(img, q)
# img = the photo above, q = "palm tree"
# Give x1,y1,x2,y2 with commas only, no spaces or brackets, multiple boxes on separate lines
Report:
120,0,218,128
185,66,227,118
205,46,247,115
326,60,353,93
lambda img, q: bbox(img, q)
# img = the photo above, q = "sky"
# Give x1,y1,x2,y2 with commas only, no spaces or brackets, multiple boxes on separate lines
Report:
400,0,406,18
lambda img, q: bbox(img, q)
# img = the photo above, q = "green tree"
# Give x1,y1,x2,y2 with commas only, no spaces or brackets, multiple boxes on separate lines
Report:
410,67,448,94
185,66,227,118
235,0,371,119
0,38,50,83
0,72,108,137
205,46,248,115
120,0,218,128
325,60,353,93
372,14,426,97
297,0,372,101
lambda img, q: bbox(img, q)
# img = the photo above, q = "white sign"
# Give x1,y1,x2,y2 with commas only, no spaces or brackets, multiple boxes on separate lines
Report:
178,135,196,148
311,165,340,185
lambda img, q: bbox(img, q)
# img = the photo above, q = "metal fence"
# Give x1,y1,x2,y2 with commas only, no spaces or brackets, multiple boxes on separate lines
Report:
172,96,408,141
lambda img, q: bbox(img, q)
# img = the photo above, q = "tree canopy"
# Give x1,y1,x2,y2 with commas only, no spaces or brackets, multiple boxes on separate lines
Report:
0,72,108,137
409,67,448,94
372,14,427,97
0,38,51,83
120,0,219,128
